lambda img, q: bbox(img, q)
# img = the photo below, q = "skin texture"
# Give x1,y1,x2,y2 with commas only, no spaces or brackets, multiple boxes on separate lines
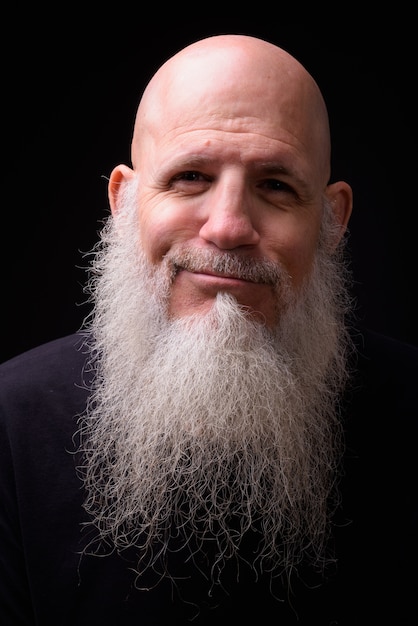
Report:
108,34,353,327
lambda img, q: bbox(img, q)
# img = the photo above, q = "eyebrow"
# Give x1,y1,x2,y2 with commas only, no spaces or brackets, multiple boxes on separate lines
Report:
252,160,309,192
169,156,297,176
254,160,290,173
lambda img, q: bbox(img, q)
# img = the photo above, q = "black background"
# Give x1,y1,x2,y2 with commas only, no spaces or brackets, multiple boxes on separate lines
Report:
3,13,416,363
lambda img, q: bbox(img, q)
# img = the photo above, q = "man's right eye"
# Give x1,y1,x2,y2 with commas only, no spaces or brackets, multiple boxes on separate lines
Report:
168,170,211,194
172,171,204,182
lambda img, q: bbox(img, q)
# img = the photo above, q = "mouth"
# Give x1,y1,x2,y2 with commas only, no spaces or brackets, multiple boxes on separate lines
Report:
165,250,286,325
173,264,260,284
169,250,282,287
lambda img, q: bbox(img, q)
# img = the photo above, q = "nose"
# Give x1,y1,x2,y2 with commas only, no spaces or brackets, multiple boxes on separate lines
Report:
199,179,260,250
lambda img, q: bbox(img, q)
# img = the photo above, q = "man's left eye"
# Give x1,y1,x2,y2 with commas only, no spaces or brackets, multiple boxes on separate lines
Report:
261,178,293,193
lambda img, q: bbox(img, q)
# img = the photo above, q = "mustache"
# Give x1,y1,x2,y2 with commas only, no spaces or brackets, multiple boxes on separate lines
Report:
165,246,287,286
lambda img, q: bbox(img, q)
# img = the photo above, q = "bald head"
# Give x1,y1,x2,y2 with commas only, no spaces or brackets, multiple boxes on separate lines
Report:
132,34,331,186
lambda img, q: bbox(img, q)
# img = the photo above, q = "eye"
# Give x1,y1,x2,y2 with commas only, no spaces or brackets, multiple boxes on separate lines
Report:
259,178,294,193
169,170,211,194
172,170,206,183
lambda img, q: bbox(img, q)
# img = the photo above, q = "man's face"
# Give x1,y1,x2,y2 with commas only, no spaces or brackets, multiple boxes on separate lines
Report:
136,146,323,327
122,47,333,327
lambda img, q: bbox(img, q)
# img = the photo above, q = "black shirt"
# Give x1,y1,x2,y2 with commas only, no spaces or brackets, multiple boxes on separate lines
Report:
1,330,417,625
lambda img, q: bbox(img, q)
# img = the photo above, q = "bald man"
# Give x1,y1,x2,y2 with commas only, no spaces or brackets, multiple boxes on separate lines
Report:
1,35,417,625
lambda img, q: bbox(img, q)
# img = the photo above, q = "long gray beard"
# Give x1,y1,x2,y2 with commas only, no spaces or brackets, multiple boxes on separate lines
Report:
76,180,353,591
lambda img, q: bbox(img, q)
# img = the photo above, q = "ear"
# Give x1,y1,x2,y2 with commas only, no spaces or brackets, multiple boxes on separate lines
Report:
325,181,353,249
108,164,136,216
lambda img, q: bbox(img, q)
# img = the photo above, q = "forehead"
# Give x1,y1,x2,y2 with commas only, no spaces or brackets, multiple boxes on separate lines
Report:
140,104,323,190
150,126,304,175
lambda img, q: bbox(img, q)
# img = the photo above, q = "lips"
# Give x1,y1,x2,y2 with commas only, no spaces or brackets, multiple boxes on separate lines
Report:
175,264,256,283
169,250,282,286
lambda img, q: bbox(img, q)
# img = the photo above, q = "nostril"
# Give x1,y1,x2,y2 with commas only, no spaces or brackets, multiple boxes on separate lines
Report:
199,212,260,250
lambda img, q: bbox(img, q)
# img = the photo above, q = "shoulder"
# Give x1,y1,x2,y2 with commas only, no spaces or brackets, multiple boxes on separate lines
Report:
1,332,89,376
338,328,417,618
349,326,418,410
354,326,418,367
0,333,93,432
0,332,92,388
344,325,418,461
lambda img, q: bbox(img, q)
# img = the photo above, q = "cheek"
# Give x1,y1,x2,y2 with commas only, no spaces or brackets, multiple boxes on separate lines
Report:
139,217,170,262
138,203,199,264
270,223,321,286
